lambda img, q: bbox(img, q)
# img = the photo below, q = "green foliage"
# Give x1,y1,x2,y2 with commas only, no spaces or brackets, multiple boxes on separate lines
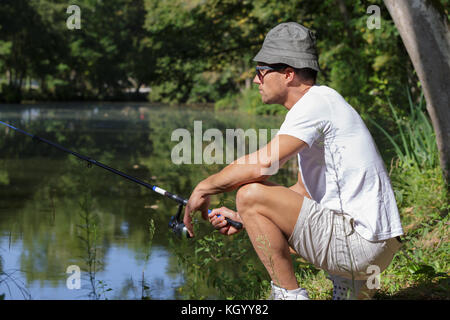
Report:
376,163,449,299
1,0,448,300
365,92,448,299
0,0,425,116
77,182,111,299
0,163,9,185
369,89,439,170
171,229,270,299
214,92,239,111
139,218,155,300
215,87,287,115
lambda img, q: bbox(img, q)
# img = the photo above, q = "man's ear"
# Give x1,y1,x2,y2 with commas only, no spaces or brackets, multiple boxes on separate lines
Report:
285,67,297,84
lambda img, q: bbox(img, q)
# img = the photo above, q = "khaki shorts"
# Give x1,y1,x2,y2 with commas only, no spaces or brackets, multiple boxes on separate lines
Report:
288,197,402,280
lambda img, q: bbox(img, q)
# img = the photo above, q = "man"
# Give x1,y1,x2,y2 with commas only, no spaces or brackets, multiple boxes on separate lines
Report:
183,22,404,300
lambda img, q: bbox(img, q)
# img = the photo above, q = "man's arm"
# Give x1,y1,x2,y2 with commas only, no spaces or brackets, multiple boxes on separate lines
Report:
196,134,306,195
183,134,307,237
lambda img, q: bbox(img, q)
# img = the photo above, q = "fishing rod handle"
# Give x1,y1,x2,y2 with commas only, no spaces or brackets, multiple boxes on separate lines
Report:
224,217,243,230
207,209,243,230
153,186,243,230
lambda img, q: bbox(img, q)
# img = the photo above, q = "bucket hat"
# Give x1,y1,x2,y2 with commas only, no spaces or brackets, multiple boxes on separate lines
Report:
253,22,320,72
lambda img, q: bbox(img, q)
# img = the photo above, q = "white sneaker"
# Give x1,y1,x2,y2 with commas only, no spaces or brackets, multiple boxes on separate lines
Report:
328,274,375,300
269,281,310,300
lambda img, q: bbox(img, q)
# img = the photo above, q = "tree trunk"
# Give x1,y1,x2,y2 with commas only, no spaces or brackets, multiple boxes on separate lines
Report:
384,0,450,187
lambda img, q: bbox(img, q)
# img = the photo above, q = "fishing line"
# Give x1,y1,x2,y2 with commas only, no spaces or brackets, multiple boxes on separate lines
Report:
0,120,243,237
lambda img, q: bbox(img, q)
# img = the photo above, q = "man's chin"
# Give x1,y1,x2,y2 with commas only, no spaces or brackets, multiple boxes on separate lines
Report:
261,98,276,105
260,96,270,104
260,94,279,105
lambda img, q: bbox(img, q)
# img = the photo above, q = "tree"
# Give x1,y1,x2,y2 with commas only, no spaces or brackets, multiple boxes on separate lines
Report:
384,0,450,187
0,0,61,102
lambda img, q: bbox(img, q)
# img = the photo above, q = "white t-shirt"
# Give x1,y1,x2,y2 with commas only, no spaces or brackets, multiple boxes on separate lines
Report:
277,85,404,241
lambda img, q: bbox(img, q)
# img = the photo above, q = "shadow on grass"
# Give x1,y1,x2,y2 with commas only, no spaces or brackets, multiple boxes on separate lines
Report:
375,276,449,300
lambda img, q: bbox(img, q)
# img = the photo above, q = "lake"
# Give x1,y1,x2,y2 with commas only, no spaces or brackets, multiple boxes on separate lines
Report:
0,103,297,300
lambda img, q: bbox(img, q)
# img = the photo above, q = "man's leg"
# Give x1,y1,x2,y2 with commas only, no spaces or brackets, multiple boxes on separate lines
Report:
235,182,304,290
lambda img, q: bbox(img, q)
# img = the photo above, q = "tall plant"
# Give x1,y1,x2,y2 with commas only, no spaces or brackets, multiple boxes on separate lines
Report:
369,90,438,170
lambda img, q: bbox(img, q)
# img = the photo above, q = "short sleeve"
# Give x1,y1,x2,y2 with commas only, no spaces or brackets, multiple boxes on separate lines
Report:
277,93,330,147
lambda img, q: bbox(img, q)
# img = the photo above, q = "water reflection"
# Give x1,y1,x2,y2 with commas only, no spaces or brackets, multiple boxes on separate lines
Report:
1,238,183,299
0,103,291,300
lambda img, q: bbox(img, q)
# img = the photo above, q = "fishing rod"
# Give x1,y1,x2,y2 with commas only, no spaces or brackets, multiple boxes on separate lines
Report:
0,120,243,238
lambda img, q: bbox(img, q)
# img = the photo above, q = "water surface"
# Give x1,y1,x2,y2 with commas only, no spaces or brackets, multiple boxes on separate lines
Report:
0,103,294,299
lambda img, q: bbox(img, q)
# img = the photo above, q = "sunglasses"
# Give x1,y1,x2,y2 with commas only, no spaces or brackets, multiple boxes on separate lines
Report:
255,65,286,83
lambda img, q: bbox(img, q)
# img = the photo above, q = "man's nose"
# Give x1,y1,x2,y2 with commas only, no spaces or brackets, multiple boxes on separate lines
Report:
253,74,261,84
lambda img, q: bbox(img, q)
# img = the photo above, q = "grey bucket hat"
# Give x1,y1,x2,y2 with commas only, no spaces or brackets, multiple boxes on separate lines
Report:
253,22,320,72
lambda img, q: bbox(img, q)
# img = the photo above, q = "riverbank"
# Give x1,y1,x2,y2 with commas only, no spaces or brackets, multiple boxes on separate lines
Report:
0,101,447,300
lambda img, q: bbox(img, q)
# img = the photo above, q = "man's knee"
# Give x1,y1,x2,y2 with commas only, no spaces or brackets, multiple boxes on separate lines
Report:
236,182,265,211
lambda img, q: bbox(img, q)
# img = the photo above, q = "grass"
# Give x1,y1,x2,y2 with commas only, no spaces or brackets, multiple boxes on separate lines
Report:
77,191,107,299
374,164,449,300
369,91,449,299
368,91,439,169
75,167,113,300
140,218,155,300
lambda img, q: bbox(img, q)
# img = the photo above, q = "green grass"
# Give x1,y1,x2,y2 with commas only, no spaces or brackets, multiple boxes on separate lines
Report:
370,91,449,298
368,91,438,170
374,164,449,300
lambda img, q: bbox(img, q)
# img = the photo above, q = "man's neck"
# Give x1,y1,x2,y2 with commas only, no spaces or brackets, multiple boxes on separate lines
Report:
284,84,315,110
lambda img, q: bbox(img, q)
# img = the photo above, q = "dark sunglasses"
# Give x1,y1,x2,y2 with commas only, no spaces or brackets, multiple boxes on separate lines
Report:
255,65,286,82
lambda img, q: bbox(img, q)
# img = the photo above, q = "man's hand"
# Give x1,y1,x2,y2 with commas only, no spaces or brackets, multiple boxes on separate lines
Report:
183,188,210,238
209,207,243,236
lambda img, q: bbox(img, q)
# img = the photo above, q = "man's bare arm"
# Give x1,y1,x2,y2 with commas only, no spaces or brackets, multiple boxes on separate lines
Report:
183,134,307,236
194,134,307,195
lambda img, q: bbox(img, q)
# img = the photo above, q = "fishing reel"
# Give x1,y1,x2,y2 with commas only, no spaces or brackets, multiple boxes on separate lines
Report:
168,204,191,238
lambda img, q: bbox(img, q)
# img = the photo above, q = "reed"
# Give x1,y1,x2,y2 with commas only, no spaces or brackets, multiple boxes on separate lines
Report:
76,185,111,299
140,218,155,300
368,90,438,170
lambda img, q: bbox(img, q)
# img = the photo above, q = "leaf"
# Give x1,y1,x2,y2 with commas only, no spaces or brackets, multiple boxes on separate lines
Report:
413,264,436,276
195,247,205,254
404,207,414,213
